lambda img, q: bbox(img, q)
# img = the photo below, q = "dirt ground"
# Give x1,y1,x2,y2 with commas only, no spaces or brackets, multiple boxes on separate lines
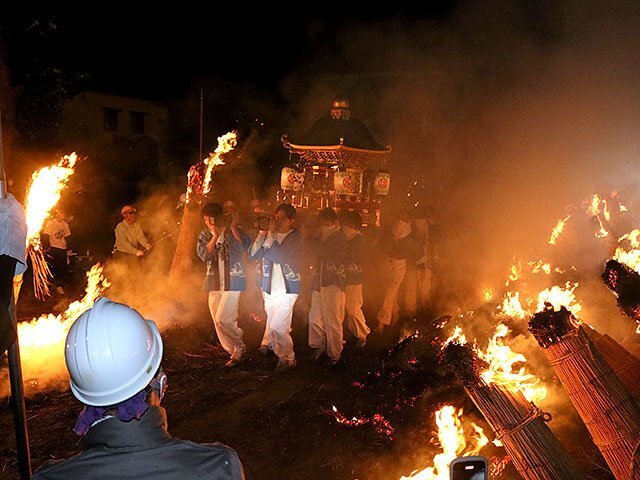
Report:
0,266,617,480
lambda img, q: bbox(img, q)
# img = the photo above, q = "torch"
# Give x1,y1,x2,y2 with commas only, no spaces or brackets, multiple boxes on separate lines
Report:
529,305,640,480
170,131,237,277
440,337,581,480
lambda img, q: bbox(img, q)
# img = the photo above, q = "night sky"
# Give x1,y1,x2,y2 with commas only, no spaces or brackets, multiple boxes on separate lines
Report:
2,1,458,100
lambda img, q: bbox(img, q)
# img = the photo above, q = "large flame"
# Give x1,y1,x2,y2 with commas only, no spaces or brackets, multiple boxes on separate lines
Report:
23,153,78,298
400,406,487,480
203,131,238,194
536,281,581,316
25,153,78,246
16,264,110,388
478,324,548,404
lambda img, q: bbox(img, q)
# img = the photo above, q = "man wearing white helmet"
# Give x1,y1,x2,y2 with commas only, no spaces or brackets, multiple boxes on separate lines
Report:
31,297,244,480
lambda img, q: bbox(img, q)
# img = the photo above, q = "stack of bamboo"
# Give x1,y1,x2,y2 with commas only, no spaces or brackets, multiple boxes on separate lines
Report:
529,305,640,480
441,342,581,480
584,326,640,403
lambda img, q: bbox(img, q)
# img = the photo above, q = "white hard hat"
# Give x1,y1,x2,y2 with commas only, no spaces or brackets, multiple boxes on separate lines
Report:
65,297,163,407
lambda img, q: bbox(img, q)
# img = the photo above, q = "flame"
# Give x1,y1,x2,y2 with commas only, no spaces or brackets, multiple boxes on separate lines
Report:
478,324,548,403
443,326,467,347
507,261,521,284
614,230,640,273
529,260,551,275
482,287,494,302
498,291,529,320
25,153,78,246
536,281,581,316
586,194,610,238
620,204,628,213
548,215,570,245
400,406,487,480
17,264,110,386
203,131,237,194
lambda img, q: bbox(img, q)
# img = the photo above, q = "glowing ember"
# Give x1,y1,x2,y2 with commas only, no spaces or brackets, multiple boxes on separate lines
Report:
548,215,570,245
328,405,395,439
536,282,581,317
620,204,628,213
478,324,548,403
24,153,79,298
498,291,529,320
16,264,110,388
400,406,487,480
203,131,237,194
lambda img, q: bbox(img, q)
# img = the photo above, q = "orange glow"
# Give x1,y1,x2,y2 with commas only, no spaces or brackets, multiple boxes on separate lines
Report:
478,324,548,403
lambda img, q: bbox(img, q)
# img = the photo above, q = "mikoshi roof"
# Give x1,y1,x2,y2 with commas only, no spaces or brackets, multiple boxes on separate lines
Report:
283,98,390,164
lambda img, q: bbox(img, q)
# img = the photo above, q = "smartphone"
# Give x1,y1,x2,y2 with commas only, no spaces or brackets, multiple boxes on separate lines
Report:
450,456,488,480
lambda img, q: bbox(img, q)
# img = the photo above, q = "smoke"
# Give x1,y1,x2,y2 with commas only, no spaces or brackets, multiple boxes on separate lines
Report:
280,0,640,337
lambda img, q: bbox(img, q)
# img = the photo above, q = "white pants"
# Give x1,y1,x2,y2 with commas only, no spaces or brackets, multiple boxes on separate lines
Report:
208,290,244,358
376,259,407,327
308,285,345,361
345,284,369,341
404,267,433,317
261,291,298,363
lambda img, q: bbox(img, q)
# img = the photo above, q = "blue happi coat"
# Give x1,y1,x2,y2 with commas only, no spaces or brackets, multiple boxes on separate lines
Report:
249,229,303,294
197,228,251,292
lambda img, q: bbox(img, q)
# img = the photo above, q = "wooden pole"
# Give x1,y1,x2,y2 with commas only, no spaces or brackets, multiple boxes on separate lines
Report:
0,106,32,479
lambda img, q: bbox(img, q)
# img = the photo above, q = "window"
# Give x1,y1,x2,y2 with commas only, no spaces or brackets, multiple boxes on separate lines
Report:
103,108,120,131
130,111,146,134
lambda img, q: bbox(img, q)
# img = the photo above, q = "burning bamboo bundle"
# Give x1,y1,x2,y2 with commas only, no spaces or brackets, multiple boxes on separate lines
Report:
529,305,640,480
602,259,640,324
440,340,581,480
170,132,237,277
24,153,78,299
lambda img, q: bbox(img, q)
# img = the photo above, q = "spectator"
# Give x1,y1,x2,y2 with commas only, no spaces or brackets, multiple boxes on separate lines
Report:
31,297,244,480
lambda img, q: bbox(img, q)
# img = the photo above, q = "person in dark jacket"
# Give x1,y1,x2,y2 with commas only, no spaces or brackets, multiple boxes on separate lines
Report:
250,203,302,371
340,210,370,347
31,297,244,480
308,207,347,365
197,203,252,367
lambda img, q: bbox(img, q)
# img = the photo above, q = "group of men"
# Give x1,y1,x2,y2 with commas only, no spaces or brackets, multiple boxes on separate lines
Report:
195,201,433,372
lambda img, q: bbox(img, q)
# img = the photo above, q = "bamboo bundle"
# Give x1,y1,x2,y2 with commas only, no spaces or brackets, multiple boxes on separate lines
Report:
529,306,640,480
441,342,581,480
584,326,640,403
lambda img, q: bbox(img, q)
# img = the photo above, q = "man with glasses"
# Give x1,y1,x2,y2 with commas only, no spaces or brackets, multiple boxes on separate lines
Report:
114,205,152,264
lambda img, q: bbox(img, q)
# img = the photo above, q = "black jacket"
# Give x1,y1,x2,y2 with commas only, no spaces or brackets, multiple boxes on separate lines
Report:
32,406,244,480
